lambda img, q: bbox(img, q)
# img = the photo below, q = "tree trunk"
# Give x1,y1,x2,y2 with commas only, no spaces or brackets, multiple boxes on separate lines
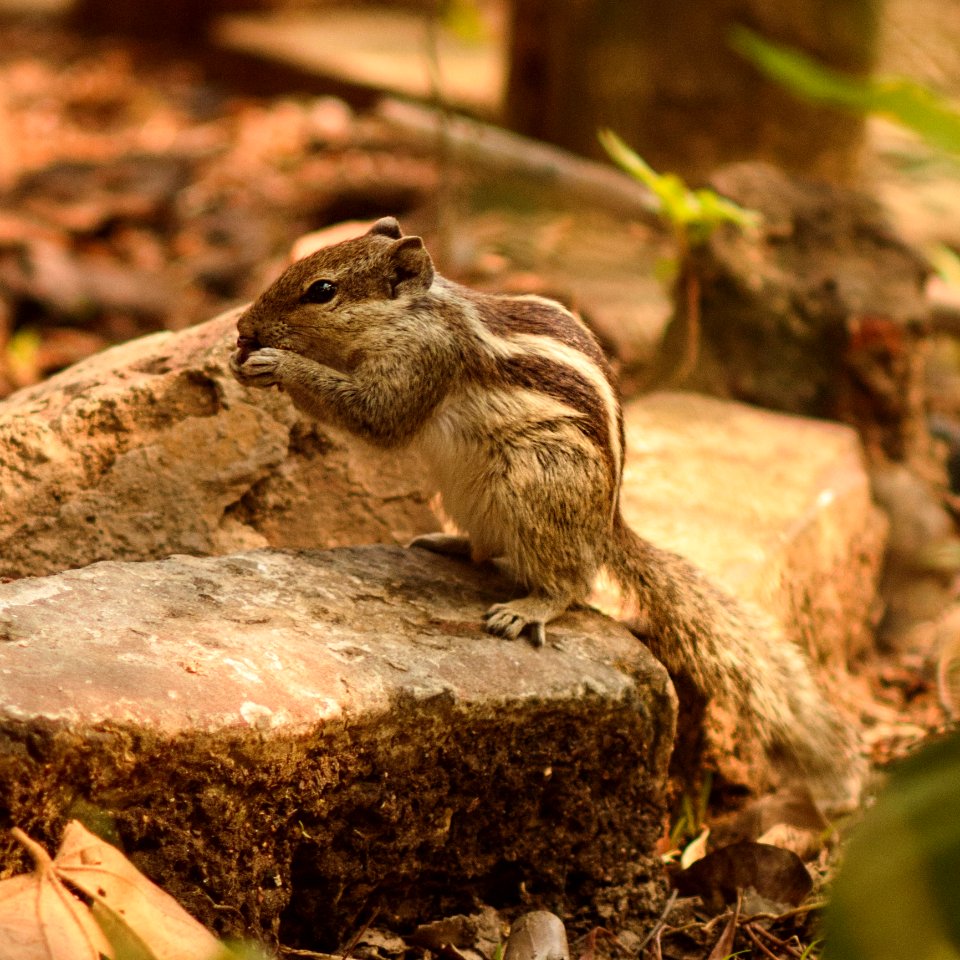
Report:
505,0,881,183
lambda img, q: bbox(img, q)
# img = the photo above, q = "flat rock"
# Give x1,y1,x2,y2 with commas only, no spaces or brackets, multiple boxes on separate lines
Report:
0,545,676,947
0,306,437,579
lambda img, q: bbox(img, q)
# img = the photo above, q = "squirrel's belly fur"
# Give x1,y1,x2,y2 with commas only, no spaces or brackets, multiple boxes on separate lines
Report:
417,383,613,593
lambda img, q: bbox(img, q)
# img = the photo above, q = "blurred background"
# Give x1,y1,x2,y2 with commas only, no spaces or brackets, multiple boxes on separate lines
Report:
2,0,959,398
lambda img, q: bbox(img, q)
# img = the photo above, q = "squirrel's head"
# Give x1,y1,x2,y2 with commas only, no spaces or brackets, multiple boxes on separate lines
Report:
235,217,435,370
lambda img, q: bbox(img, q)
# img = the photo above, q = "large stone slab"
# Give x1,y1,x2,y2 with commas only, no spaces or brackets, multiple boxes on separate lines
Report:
0,545,676,947
0,306,437,579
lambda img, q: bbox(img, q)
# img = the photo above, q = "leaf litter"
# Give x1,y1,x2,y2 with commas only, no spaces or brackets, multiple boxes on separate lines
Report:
0,820,237,960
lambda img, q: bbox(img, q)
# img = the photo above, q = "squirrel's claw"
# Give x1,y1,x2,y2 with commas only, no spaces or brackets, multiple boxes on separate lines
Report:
483,603,528,641
484,597,560,648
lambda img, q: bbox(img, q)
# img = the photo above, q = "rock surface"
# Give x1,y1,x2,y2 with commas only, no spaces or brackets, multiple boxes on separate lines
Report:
0,296,886,671
0,306,437,579
0,545,676,947
615,392,888,667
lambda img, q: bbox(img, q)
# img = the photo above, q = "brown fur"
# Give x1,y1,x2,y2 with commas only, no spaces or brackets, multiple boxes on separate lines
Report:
230,217,860,793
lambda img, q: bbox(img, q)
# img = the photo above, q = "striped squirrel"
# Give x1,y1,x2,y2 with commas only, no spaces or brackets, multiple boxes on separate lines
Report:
229,217,860,791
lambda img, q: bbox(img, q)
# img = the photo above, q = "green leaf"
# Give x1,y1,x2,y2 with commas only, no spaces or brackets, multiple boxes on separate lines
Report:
824,732,960,960
731,26,960,156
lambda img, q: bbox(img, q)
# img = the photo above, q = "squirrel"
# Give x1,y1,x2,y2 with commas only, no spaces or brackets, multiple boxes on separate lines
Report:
229,216,860,791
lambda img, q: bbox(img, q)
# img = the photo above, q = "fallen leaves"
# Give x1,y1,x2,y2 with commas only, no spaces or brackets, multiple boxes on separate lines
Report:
501,911,569,960
646,790,829,959
674,841,813,913
0,820,233,960
0,828,111,960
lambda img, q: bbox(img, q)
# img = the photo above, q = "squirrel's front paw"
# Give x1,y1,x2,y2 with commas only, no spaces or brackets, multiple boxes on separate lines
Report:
229,347,286,389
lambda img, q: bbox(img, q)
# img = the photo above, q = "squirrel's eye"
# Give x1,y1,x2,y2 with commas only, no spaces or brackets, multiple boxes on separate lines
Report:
301,280,337,304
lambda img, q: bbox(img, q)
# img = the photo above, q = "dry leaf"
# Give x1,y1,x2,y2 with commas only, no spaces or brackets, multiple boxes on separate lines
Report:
704,909,737,960
710,788,828,860
0,827,113,960
408,915,480,951
406,907,502,960
673,841,812,913
679,827,710,869
53,820,225,960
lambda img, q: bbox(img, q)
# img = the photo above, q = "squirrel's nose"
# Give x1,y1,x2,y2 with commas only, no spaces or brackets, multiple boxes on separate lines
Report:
235,335,260,363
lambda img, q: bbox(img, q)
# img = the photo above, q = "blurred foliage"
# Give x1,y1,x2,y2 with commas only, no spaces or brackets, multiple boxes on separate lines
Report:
930,243,960,287
598,131,758,379
669,772,713,850
824,731,960,960
440,0,488,44
734,30,960,960
598,130,759,249
3,327,41,387
731,26,960,157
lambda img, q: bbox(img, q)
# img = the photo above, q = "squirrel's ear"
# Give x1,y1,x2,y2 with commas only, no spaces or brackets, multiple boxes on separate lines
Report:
387,236,434,298
368,217,403,240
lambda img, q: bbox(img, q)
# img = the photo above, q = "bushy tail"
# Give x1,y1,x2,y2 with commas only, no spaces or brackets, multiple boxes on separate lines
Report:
608,514,862,795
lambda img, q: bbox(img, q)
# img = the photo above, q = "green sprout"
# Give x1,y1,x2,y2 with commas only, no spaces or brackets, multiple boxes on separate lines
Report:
599,130,758,381
599,129,759,250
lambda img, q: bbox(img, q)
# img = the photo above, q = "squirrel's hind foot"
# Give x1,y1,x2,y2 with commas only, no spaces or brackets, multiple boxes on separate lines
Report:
408,533,474,559
484,593,572,648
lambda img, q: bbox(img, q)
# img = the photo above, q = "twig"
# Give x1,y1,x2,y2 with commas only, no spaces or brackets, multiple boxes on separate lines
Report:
281,950,340,959
701,910,735,934
339,908,380,960
745,900,827,923
574,926,636,960
744,925,785,960
673,265,701,384
705,895,741,960
648,925,663,960
750,923,803,957
375,98,659,222
636,889,679,954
